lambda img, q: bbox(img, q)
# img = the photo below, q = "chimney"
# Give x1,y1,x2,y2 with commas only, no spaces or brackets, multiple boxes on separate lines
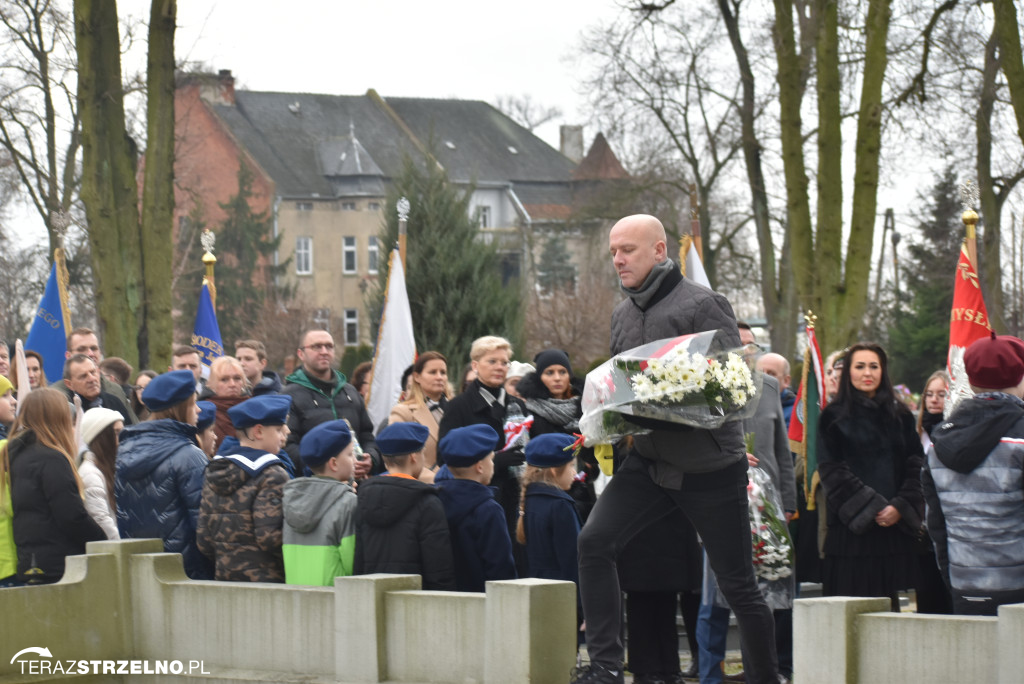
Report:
560,125,584,163
217,69,235,106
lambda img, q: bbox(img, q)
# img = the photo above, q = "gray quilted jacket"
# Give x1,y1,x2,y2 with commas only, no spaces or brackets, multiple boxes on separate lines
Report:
924,392,1024,595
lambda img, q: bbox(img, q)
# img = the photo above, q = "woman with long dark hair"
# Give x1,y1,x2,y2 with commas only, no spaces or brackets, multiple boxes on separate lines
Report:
6,388,105,584
78,407,124,540
389,351,452,482
817,342,925,611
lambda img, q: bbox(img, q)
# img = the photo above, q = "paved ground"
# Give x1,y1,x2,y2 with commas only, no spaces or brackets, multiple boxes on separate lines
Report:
576,648,746,683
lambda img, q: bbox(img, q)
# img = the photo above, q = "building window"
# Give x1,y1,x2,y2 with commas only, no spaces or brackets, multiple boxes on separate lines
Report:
368,236,379,274
343,236,357,274
344,309,359,346
296,201,313,211
368,201,381,211
295,237,312,275
341,201,357,211
477,205,492,229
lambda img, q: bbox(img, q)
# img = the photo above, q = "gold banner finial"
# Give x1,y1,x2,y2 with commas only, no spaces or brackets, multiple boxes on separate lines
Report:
201,229,217,308
803,310,817,330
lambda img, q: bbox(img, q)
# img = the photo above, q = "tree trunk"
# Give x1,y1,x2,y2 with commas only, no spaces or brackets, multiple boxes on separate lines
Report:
74,0,143,368
993,0,1024,149
814,0,844,347
772,0,816,346
719,0,794,359
837,0,891,345
977,29,1008,334
139,0,177,369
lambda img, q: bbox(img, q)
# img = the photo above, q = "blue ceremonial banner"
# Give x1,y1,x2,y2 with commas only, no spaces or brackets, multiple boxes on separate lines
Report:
192,281,223,371
25,263,68,385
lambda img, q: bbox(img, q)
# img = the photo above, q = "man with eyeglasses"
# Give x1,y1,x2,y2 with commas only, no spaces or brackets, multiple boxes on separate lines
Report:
281,329,379,477
60,327,136,422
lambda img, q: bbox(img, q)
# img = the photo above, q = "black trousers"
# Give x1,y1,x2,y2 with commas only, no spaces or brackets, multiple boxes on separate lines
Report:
626,591,701,676
578,455,778,684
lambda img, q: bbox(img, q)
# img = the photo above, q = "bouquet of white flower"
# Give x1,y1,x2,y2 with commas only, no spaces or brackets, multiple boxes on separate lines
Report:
578,330,761,447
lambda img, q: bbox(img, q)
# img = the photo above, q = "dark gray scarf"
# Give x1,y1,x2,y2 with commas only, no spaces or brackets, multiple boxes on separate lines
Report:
522,396,580,432
620,258,676,310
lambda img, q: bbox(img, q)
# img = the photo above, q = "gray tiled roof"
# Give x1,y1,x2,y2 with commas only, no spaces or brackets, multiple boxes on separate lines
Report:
211,90,574,198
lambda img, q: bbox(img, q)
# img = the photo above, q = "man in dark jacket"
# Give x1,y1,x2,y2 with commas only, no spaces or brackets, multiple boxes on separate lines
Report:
572,215,777,684
63,354,136,425
924,332,1024,615
354,422,455,590
64,327,136,421
235,339,283,396
281,330,379,476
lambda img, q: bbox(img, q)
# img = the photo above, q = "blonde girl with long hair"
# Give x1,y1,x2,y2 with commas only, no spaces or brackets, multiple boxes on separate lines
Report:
5,388,105,584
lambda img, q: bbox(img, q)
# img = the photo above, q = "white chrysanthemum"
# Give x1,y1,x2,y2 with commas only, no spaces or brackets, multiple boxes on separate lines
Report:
731,389,748,405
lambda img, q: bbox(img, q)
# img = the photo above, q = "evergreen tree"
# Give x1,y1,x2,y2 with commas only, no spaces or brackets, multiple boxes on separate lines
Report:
887,166,964,390
369,155,523,368
213,163,292,345
536,233,577,295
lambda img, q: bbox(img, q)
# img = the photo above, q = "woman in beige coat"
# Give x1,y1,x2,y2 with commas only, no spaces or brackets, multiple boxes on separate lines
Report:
388,351,452,483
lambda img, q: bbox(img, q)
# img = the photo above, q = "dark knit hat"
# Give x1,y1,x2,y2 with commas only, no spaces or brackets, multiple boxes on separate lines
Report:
964,332,1024,390
533,349,572,377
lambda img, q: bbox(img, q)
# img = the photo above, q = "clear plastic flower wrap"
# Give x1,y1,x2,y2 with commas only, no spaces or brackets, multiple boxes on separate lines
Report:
703,465,795,611
578,330,762,447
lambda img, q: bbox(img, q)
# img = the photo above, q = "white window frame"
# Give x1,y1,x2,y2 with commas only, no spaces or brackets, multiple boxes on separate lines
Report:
341,201,357,211
477,205,492,229
344,309,359,346
295,236,312,275
368,236,379,275
343,236,357,274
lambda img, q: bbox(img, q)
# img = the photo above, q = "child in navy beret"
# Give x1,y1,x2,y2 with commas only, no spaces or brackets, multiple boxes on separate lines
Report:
197,394,293,583
518,433,582,635
282,420,358,586
195,401,217,458
436,425,515,591
353,422,455,590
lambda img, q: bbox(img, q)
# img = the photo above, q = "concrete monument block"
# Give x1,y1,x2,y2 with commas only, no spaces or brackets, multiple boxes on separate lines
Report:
794,596,890,684
483,578,576,684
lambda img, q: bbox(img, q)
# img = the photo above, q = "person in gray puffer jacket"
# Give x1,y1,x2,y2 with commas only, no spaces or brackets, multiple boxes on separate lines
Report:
924,332,1024,616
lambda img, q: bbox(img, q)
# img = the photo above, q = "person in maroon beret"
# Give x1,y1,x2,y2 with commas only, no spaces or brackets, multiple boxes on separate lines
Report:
923,332,1024,615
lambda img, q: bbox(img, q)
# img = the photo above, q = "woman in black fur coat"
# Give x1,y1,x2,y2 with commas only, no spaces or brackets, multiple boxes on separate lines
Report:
817,342,925,612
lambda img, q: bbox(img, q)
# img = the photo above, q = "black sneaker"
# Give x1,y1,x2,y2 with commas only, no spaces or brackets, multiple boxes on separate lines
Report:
569,662,625,684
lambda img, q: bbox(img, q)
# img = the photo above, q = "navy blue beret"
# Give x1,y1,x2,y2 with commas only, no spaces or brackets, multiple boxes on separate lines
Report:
300,419,353,468
525,433,576,468
377,421,429,457
142,370,197,412
440,424,498,467
227,394,292,428
196,400,217,431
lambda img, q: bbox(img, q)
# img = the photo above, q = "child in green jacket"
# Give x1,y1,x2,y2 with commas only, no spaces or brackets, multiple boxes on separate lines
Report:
282,420,358,585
